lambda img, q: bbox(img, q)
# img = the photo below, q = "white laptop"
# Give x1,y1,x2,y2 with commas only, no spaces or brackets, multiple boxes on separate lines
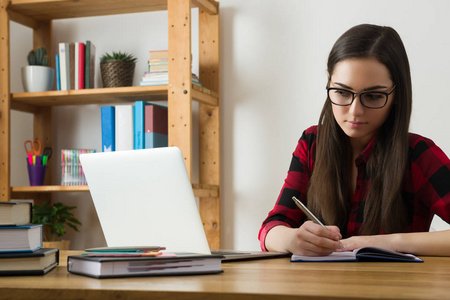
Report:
80,147,288,261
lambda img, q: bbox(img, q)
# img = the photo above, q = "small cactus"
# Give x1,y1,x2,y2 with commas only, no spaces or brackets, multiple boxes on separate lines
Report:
42,55,49,66
27,47,49,66
27,50,36,65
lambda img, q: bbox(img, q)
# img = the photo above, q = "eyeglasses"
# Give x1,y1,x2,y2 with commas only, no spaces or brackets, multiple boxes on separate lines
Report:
327,85,396,109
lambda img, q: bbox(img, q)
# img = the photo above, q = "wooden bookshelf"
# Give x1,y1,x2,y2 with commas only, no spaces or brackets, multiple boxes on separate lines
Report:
10,184,218,198
11,84,218,113
7,0,218,25
0,0,221,248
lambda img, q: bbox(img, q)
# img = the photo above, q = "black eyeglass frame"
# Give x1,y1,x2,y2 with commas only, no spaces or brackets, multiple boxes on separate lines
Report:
326,85,396,109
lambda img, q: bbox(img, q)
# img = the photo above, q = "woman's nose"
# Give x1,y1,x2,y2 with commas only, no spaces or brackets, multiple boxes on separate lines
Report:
349,95,365,115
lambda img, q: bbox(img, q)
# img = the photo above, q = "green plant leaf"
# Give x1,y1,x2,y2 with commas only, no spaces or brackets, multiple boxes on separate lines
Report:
32,200,82,238
100,51,137,63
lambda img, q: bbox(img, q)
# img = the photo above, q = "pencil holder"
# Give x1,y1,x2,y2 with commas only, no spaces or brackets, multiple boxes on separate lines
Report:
27,160,47,186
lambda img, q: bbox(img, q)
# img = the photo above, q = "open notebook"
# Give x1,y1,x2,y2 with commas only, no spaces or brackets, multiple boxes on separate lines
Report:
80,147,288,262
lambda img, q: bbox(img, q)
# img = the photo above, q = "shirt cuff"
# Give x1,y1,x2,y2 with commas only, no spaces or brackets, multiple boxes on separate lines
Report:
258,220,292,252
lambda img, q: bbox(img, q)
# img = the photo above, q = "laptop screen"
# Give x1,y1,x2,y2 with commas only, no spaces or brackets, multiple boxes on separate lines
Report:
80,147,211,254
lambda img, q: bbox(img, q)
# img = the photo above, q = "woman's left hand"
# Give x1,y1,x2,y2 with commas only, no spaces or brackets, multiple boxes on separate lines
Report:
341,234,397,252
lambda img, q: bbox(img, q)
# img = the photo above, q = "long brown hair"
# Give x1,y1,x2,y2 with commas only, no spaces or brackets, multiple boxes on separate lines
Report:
307,24,412,236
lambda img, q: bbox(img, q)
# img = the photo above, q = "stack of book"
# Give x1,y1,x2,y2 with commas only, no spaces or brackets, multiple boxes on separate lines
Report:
101,101,168,152
0,201,59,276
139,50,201,87
56,41,96,91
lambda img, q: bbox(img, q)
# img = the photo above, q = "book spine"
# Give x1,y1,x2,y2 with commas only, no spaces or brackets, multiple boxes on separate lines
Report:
77,42,85,89
85,41,91,89
144,104,168,148
69,42,75,90
59,43,69,91
115,105,134,151
74,43,79,90
134,101,145,150
55,54,61,91
89,42,96,89
101,106,115,152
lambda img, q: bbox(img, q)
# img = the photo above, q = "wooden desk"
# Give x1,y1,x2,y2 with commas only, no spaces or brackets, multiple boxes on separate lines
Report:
0,251,449,299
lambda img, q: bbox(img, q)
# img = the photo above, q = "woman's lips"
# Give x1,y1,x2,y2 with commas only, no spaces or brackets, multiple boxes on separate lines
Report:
347,121,366,128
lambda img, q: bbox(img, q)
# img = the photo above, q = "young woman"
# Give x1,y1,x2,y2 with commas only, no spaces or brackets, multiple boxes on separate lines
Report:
259,24,450,256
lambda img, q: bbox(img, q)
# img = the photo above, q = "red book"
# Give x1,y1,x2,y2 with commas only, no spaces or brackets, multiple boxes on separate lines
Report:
75,42,85,90
145,104,168,135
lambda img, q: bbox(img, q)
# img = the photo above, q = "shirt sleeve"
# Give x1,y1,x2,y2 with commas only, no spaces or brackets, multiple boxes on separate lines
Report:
258,126,317,251
409,135,450,225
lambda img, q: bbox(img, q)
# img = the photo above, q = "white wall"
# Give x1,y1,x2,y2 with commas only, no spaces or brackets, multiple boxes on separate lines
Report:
10,0,450,250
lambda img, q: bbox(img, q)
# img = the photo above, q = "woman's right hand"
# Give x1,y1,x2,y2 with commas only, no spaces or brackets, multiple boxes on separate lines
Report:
287,221,343,256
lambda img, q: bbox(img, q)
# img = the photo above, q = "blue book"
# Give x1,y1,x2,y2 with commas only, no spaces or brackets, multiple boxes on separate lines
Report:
55,54,61,91
0,224,43,253
101,106,115,152
145,132,168,148
134,101,145,149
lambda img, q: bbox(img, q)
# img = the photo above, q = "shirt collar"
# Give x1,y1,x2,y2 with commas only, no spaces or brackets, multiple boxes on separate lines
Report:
355,136,377,166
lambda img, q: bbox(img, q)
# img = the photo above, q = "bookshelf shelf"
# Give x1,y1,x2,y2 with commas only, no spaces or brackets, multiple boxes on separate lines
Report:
11,84,218,113
10,184,219,198
7,0,218,26
1,0,221,248
11,185,90,193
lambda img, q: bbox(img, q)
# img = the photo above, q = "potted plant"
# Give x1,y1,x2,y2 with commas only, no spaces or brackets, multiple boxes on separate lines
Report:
21,47,55,92
100,51,137,87
32,200,82,250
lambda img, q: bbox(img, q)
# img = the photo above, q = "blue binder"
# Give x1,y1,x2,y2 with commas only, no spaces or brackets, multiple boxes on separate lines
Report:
101,106,115,152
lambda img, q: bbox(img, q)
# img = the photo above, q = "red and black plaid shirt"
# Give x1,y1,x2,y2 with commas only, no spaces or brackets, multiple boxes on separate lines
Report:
259,126,450,251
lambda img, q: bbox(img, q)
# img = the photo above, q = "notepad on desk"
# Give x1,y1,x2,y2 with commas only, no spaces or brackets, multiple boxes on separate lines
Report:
291,247,423,262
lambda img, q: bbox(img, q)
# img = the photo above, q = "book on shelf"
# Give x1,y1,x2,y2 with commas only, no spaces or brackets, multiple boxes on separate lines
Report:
148,63,168,72
0,201,32,226
74,42,85,90
69,42,75,90
145,104,168,148
0,248,59,276
149,50,169,60
134,101,145,150
115,105,134,151
139,81,169,86
139,72,201,87
290,247,423,263
101,106,116,152
58,43,70,91
142,50,201,87
61,149,96,186
84,40,96,89
0,224,43,253
148,58,168,64
55,54,61,91
67,252,224,278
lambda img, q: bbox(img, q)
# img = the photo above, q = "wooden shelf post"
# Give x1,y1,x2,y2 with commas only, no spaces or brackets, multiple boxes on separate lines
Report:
0,0,11,202
168,0,193,178
199,5,220,249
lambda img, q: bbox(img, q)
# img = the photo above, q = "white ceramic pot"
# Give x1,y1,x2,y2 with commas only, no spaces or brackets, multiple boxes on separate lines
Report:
21,65,54,92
